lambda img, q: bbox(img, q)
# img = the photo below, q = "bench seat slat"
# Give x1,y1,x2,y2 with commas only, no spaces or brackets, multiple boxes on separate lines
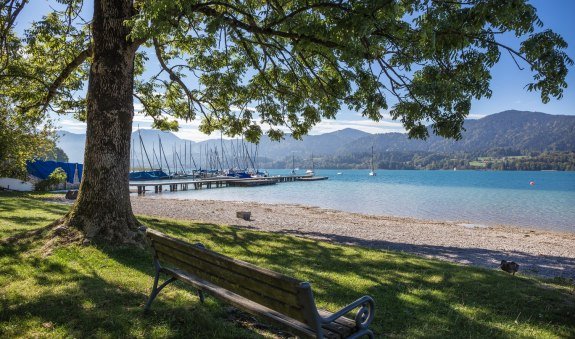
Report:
153,242,302,307
148,229,301,291
164,267,320,338
318,309,357,330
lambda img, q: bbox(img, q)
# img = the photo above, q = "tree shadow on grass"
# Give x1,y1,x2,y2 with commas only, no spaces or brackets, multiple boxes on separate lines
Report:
272,228,575,280
0,239,264,338
0,194,69,216
1,205,573,338
125,218,575,338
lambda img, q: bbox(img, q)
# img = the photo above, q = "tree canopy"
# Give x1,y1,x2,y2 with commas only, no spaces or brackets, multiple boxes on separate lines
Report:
2,0,572,141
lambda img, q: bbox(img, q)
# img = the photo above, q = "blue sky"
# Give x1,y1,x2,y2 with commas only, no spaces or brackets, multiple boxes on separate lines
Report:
17,0,575,140
469,0,575,117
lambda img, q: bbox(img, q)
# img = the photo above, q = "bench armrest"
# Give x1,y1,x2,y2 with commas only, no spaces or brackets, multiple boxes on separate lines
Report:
319,295,375,329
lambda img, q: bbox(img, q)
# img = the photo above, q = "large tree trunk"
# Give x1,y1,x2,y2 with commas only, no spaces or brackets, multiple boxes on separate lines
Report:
66,0,139,243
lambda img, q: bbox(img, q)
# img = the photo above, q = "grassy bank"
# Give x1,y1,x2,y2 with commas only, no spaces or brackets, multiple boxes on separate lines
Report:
1,192,574,338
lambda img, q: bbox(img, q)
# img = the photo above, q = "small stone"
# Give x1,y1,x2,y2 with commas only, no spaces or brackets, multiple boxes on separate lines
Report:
236,211,251,221
82,238,91,246
42,322,53,328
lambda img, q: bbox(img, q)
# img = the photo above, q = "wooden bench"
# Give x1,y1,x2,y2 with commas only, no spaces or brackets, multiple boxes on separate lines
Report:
144,228,375,338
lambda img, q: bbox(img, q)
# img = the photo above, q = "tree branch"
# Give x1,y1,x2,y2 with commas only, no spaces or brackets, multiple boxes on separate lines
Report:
18,45,92,113
152,36,199,121
194,5,344,49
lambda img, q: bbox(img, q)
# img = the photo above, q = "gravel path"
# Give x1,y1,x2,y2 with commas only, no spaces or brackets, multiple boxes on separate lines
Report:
131,196,575,279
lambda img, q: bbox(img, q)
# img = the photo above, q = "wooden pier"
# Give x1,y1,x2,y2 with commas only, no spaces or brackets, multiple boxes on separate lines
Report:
130,175,314,195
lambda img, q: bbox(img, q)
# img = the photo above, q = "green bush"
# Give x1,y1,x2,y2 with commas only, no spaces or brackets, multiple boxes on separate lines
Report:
35,167,67,191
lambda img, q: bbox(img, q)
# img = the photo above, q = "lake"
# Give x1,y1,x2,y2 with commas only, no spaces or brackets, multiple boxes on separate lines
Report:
146,169,575,233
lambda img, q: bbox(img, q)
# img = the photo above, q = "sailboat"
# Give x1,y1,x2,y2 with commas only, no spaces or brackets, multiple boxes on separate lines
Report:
129,129,170,181
369,146,376,176
306,154,315,176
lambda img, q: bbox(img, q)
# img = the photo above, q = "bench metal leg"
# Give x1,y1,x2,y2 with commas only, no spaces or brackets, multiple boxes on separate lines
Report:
145,270,176,312
198,290,205,303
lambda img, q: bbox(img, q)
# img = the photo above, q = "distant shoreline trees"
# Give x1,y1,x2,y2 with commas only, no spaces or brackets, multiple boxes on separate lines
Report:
269,151,575,171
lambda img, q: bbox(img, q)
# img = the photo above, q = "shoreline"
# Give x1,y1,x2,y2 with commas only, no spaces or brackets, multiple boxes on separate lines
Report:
131,196,575,279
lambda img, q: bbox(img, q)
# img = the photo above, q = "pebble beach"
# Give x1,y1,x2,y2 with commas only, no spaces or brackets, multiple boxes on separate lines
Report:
131,196,575,279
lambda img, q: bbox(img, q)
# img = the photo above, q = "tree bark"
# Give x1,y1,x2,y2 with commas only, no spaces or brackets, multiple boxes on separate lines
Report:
66,0,139,243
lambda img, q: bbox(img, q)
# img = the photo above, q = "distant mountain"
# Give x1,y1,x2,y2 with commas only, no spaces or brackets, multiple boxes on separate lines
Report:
56,131,86,163
57,129,191,164
56,127,371,164
251,128,371,158
342,110,575,154
56,110,575,165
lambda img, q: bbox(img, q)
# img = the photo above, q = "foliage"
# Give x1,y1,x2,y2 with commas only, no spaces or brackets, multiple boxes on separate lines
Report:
1,0,572,142
0,192,574,337
44,147,69,162
271,151,575,171
481,152,575,171
48,167,67,184
34,167,68,191
0,99,55,179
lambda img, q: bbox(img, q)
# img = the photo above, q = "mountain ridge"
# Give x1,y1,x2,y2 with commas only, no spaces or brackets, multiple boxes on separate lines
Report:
56,110,575,164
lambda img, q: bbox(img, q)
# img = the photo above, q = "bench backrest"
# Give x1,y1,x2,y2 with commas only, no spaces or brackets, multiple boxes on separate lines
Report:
146,229,319,326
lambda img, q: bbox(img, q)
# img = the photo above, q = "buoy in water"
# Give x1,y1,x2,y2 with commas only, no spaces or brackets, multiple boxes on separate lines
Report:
529,181,535,186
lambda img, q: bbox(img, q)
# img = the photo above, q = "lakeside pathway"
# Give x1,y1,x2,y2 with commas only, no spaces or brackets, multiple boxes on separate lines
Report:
131,196,575,279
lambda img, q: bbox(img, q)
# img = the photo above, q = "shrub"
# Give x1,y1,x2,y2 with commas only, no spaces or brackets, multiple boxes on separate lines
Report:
35,167,67,191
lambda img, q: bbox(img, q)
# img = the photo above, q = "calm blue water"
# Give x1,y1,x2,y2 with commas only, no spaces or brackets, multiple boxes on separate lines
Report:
148,170,575,233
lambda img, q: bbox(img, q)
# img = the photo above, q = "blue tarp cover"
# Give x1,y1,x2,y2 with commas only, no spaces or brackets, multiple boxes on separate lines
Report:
26,160,83,183
129,170,169,181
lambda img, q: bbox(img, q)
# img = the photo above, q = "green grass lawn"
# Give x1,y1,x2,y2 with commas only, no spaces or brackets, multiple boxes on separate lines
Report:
1,192,574,338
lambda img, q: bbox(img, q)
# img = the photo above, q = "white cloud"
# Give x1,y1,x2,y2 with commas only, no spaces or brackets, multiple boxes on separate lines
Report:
173,128,216,141
57,119,87,133
134,103,145,112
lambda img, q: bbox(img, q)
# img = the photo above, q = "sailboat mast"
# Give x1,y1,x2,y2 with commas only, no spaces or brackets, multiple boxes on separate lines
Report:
190,141,197,169
159,136,171,175
138,129,154,170
311,153,314,172
130,138,134,171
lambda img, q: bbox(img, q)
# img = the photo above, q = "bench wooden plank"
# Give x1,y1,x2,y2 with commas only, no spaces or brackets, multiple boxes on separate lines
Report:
156,251,308,322
318,309,357,329
153,242,302,307
147,229,301,292
165,267,320,338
